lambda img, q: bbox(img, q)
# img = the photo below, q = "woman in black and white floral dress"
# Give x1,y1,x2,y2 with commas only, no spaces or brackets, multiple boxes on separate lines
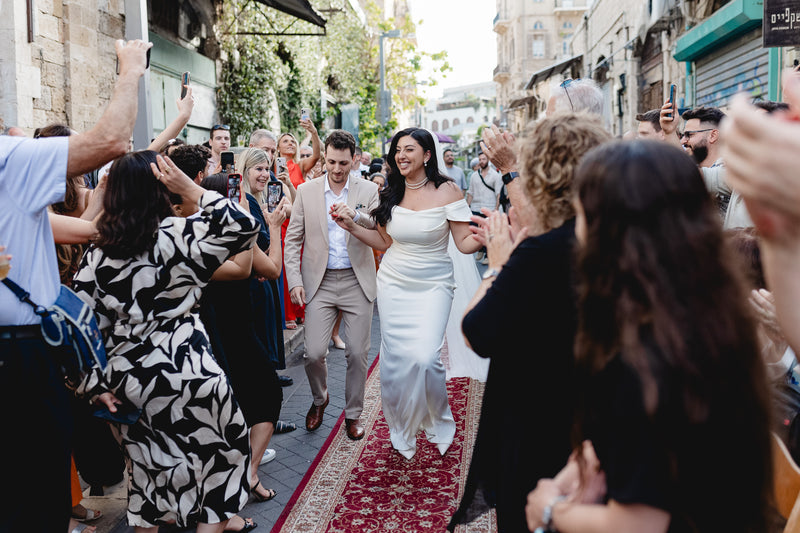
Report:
73,151,259,532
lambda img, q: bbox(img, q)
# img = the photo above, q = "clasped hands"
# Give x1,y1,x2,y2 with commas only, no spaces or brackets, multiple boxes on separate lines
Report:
330,202,357,231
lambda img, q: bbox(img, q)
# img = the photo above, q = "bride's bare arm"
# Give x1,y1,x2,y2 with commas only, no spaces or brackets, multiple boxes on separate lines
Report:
450,220,482,254
331,203,393,251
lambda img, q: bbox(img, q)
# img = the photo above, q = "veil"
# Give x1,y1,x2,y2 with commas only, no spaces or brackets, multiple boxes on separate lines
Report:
425,128,490,382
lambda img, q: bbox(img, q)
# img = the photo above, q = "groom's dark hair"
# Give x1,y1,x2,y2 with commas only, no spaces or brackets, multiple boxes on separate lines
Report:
324,130,356,157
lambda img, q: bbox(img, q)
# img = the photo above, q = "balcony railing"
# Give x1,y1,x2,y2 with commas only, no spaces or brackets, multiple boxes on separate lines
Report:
554,0,587,10
493,64,510,80
493,12,510,33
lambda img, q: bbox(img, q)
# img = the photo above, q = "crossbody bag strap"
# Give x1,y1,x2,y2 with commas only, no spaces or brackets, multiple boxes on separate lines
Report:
478,171,495,193
1,278,47,316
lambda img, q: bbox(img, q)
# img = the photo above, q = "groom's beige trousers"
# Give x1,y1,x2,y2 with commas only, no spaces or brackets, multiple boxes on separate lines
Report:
303,267,374,420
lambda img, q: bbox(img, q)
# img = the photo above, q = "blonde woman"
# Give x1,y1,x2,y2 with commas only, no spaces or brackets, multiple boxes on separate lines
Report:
236,147,291,366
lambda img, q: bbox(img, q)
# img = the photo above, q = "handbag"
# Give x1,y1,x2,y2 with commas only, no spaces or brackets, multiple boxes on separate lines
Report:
2,278,141,424
2,278,107,388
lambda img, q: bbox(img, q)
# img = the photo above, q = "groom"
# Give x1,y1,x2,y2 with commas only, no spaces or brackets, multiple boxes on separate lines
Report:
284,129,380,440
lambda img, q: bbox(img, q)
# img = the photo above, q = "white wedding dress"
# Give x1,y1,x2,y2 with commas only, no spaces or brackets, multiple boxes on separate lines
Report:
377,198,475,459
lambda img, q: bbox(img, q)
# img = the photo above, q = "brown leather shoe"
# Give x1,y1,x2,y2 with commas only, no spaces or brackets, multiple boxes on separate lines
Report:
305,394,329,431
345,418,365,440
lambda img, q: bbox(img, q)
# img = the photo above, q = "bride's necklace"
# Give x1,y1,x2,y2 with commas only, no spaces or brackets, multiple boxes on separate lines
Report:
405,177,429,190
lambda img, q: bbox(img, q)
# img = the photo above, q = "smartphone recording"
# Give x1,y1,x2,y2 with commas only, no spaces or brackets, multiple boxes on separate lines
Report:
276,156,288,176
267,182,282,212
227,173,242,202
180,72,190,99
221,151,235,173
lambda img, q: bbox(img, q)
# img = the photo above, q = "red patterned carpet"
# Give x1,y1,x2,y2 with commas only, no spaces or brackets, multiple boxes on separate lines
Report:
271,359,496,533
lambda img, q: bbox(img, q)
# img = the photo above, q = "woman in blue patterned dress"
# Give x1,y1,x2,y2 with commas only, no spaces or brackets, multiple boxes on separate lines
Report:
73,151,258,532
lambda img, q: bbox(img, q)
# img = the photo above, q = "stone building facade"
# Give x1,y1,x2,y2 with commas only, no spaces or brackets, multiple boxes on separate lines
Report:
1,0,125,133
0,0,222,145
493,0,587,133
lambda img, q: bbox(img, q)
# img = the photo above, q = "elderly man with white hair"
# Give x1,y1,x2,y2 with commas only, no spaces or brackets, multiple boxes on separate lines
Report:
546,78,604,117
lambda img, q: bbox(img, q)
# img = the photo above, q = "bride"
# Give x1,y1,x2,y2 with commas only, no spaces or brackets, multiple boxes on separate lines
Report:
332,127,482,459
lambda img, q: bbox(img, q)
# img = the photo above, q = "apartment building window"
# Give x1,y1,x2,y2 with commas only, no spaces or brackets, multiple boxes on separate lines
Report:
442,119,450,130
432,120,439,132
532,35,545,57
453,118,461,126
533,21,544,30
562,21,573,29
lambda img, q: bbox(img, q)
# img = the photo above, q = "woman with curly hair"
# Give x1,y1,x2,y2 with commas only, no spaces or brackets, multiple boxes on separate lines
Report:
449,113,611,533
72,151,260,532
526,140,772,533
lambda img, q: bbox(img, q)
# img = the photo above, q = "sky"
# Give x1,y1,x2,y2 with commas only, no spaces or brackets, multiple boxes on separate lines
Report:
405,0,498,99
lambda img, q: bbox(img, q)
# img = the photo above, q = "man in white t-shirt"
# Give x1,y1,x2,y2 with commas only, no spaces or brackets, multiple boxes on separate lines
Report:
467,152,501,214
466,152,501,263
0,39,150,532
442,148,466,192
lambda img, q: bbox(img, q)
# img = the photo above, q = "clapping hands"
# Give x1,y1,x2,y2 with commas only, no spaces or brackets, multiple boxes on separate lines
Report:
470,208,528,270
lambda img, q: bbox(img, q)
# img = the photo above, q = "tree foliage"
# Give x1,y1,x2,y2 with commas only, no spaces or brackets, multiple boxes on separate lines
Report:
216,0,450,154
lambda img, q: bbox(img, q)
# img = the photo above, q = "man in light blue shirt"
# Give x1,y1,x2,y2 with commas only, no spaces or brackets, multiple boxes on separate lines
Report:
0,39,151,532
442,148,466,192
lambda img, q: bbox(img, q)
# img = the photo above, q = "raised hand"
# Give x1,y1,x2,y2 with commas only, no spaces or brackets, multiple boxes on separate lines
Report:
115,39,152,78
263,197,289,227
176,84,195,119
480,124,517,174
150,154,204,206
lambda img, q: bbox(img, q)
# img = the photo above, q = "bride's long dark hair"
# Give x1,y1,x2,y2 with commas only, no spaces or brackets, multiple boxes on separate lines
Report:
371,128,453,226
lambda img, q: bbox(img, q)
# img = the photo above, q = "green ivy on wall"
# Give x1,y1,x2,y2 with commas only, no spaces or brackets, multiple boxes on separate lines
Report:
216,0,450,154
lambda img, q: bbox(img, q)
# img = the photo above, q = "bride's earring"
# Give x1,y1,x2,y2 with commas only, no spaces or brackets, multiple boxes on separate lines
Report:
424,160,428,167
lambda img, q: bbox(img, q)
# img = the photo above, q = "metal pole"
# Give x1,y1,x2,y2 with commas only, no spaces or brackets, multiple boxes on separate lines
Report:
124,0,152,151
379,33,385,155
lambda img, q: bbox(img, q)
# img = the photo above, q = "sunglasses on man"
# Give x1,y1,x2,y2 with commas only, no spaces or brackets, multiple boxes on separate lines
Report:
679,128,714,139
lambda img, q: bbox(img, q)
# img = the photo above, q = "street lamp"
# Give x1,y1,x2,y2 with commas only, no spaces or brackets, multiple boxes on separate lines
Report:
378,29,402,155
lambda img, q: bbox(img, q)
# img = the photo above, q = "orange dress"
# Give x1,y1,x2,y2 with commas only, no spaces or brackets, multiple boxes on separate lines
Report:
282,159,306,323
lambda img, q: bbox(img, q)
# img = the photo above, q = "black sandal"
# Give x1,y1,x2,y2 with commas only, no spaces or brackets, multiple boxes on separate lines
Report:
225,515,257,532
275,420,297,433
250,481,277,502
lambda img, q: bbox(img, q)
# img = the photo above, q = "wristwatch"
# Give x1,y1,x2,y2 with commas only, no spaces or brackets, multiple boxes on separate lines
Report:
482,268,501,280
502,171,519,185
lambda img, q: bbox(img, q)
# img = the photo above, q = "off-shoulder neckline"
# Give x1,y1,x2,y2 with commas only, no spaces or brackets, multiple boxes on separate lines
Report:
393,199,466,213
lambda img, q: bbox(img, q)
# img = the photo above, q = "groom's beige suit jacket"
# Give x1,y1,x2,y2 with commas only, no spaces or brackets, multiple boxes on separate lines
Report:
284,176,380,303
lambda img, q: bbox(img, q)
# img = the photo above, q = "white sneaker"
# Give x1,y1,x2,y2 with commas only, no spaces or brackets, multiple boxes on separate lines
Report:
474,251,484,261
480,256,489,265
260,448,276,465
